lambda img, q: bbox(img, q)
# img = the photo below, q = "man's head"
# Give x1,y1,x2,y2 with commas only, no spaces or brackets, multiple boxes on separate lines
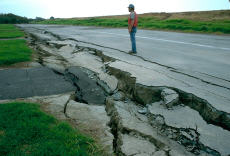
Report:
128,4,135,12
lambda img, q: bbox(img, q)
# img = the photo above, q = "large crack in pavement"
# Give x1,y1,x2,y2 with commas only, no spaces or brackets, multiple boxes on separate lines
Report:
107,66,230,131
106,67,229,156
27,25,230,91
45,29,229,91
17,25,230,156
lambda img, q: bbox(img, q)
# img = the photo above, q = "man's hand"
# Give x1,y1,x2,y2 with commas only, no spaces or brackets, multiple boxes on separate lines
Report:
128,28,132,33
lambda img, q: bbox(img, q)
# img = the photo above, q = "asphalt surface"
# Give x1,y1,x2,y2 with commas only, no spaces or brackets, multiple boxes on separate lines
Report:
30,24,230,82
0,67,75,100
16,24,230,111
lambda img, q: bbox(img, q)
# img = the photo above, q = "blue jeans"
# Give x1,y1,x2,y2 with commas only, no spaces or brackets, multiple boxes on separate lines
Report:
130,27,137,53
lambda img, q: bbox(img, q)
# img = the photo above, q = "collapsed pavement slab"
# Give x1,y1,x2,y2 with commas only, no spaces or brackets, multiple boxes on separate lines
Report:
65,100,114,155
65,67,107,105
119,133,158,156
26,93,73,120
106,98,195,156
148,101,230,156
161,88,179,108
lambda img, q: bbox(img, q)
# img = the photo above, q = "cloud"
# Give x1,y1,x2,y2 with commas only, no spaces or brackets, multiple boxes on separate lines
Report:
0,0,229,18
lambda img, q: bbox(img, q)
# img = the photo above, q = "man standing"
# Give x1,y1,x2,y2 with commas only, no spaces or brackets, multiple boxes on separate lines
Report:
128,4,138,54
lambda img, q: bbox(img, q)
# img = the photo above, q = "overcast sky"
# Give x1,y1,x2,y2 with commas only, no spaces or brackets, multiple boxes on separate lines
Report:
0,0,229,19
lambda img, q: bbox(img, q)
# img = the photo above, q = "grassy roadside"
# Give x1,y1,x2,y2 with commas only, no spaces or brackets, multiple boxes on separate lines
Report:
0,102,103,156
35,10,230,34
0,39,33,65
0,24,24,38
0,24,33,66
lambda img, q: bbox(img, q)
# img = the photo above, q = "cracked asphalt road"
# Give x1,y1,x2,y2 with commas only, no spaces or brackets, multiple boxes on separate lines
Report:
7,24,230,155
25,24,230,81
17,24,230,112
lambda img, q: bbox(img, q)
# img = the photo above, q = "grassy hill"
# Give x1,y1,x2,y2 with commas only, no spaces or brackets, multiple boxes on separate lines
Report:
93,10,230,21
35,10,230,34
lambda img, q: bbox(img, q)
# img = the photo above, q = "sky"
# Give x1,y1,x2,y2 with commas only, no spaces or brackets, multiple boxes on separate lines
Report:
0,0,229,19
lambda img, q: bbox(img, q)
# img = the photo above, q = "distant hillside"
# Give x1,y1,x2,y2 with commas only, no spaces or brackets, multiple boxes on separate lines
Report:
152,10,230,21
35,10,230,34
87,10,230,21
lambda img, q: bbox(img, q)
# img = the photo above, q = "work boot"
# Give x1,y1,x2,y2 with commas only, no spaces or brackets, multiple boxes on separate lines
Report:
128,51,137,54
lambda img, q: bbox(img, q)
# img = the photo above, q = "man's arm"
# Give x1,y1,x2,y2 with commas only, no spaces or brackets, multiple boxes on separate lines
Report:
128,12,135,33
128,19,135,33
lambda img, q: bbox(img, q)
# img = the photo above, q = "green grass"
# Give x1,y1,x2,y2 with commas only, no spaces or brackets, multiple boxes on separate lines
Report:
0,24,32,66
35,17,230,34
0,39,32,65
0,102,103,156
139,18,230,34
35,18,128,27
0,24,24,38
